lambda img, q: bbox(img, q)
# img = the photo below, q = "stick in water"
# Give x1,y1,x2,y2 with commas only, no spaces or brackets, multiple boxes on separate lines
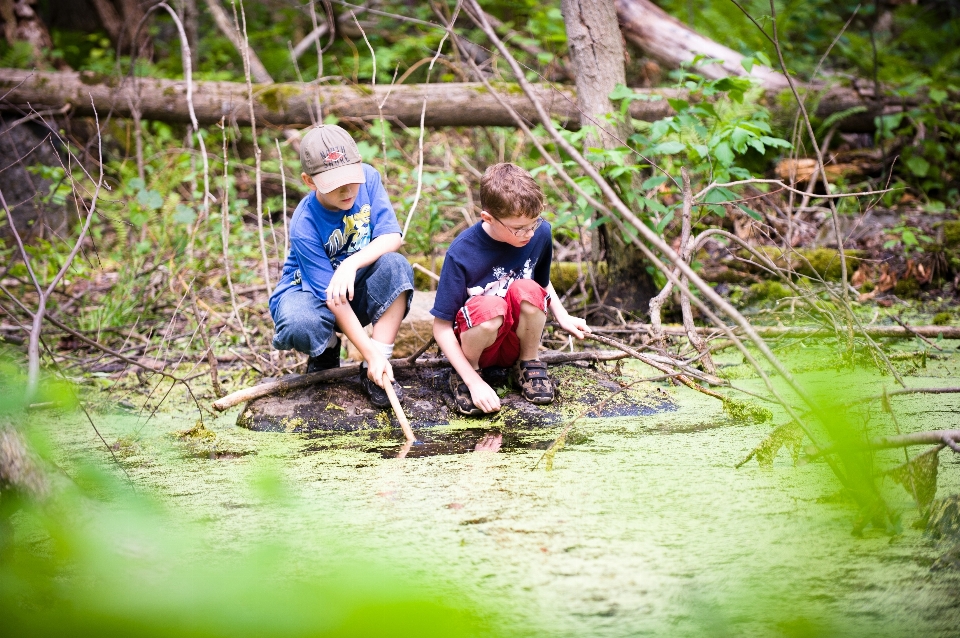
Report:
383,372,415,443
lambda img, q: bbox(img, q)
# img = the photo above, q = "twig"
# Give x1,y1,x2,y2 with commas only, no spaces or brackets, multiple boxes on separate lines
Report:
0,98,104,399
891,315,943,351
406,336,436,364
807,430,960,457
275,138,289,259
678,167,716,374
411,261,440,281
231,0,271,296
400,1,460,239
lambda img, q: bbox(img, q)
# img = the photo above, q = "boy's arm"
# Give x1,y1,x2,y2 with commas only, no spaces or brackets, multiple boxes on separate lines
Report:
433,318,501,413
329,300,395,385
546,283,591,339
328,232,402,388
326,232,402,307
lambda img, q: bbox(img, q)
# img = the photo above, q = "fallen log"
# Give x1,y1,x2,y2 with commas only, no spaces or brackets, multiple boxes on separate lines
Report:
0,68,883,131
616,0,788,91
615,0,897,132
211,349,628,412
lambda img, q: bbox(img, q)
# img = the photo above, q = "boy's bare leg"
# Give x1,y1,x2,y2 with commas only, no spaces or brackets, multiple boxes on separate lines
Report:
459,315,503,369
371,291,408,344
516,300,546,361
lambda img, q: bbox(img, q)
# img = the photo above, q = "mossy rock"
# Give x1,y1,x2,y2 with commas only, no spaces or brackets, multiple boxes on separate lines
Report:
942,220,960,248
740,247,863,281
933,312,952,326
746,280,791,303
894,277,921,298
236,362,675,434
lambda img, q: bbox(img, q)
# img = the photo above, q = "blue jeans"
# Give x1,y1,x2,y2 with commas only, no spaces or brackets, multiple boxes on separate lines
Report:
271,252,414,357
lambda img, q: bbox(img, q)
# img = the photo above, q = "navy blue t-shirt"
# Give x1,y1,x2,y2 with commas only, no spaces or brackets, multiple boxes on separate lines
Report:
269,164,401,317
430,221,553,322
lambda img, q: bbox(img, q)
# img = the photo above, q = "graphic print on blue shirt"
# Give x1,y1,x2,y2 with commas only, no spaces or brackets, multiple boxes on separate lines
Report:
324,204,372,267
268,164,401,317
430,221,553,322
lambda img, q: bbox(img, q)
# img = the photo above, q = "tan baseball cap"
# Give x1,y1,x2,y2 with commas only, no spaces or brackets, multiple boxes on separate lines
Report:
300,125,366,194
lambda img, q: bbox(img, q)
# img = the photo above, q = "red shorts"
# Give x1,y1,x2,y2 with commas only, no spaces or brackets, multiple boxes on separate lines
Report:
454,279,550,368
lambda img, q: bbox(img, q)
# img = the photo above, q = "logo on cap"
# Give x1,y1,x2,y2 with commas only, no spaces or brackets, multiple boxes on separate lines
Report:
323,150,345,163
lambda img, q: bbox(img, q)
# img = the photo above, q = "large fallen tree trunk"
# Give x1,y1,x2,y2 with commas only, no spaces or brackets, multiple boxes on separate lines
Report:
615,0,896,132
0,68,885,130
616,0,789,90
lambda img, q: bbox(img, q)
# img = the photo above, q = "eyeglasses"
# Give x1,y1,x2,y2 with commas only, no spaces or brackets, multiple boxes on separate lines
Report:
494,215,544,237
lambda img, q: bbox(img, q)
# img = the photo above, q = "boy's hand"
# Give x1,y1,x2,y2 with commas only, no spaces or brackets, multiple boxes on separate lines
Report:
365,351,393,387
468,378,501,413
326,260,358,307
556,313,591,340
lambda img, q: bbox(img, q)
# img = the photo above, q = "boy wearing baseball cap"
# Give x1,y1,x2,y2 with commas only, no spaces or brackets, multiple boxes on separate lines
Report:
269,124,414,408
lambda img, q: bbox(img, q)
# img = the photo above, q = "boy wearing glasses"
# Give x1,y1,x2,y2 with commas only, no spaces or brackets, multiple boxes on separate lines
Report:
431,163,591,415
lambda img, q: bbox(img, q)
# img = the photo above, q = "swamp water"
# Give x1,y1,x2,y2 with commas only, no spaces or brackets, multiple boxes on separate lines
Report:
18,350,960,636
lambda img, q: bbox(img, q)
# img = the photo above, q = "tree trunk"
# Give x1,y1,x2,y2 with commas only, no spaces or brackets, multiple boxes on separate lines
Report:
0,0,54,68
89,0,123,43
0,68,892,132
616,0,789,91
561,0,655,311
561,0,631,146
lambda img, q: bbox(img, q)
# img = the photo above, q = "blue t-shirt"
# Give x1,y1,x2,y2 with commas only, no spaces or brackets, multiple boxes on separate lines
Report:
269,164,401,317
430,221,553,322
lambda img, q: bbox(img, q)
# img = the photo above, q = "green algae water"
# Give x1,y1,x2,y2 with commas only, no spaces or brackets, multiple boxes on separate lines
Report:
9,350,960,637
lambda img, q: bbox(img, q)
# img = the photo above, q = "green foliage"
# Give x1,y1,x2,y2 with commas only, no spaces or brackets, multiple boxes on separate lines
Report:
0,40,36,68
882,224,933,255
583,68,793,241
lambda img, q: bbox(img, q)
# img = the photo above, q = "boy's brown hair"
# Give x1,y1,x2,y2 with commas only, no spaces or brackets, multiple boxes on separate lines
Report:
479,163,544,220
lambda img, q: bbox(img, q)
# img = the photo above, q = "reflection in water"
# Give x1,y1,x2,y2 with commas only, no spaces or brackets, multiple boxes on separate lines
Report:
375,427,552,459
473,433,503,453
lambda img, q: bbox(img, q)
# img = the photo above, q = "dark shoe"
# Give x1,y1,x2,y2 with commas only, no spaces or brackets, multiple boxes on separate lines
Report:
306,337,341,373
513,359,555,405
449,370,483,416
359,364,403,409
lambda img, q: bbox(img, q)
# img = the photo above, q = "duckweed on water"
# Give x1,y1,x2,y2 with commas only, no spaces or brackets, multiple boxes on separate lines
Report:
6,349,960,636
721,397,773,424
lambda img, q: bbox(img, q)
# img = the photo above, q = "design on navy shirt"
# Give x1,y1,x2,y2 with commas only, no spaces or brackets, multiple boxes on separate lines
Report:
467,259,536,298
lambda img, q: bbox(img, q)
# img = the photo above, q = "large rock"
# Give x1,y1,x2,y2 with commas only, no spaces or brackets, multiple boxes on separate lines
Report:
235,361,677,441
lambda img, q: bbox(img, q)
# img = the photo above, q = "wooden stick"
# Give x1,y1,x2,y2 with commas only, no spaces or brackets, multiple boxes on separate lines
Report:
383,372,415,443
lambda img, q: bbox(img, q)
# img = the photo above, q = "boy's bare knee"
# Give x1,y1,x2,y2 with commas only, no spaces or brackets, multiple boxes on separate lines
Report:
519,300,543,316
474,315,504,333
463,315,503,342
